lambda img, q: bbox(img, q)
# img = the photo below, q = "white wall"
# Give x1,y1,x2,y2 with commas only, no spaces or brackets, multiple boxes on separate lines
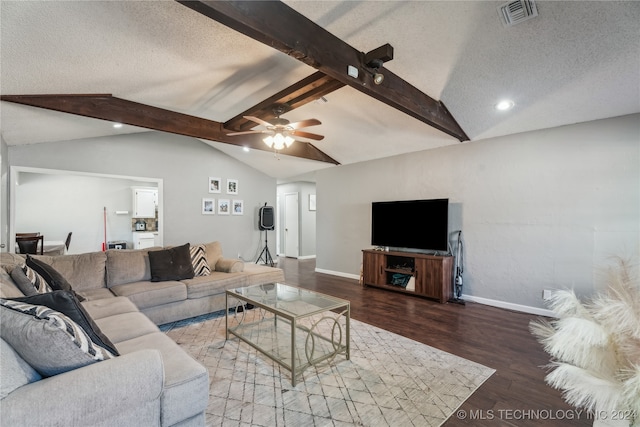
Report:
316,114,640,310
8,131,277,259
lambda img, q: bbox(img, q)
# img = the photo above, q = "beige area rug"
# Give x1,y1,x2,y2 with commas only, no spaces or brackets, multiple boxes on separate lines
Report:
161,309,495,427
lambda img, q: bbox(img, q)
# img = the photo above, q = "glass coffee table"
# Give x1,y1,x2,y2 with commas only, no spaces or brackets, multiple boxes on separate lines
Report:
226,283,350,386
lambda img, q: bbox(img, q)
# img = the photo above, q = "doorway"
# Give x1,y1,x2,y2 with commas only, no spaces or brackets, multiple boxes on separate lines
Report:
284,192,299,258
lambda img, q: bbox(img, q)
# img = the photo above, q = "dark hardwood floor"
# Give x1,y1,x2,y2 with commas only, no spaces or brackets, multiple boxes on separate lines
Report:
277,257,590,427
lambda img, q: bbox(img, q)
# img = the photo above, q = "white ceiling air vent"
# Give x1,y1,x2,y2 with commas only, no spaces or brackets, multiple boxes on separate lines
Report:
499,0,538,27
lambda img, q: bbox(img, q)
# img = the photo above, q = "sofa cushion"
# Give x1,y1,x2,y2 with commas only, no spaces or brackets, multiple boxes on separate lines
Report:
242,263,286,286
9,266,37,297
109,280,187,310
78,288,116,301
106,249,152,287
115,332,209,426
0,299,115,377
215,257,244,273
32,252,107,291
26,256,85,302
94,312,160,344
10,290,119,356
148,244,194,282
82,296,140,320
182,272,247,299
0,337,42,399
189,244,211,277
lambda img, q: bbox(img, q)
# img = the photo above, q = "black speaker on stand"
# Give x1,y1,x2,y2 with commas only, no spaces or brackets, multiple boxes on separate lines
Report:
257,204,275,267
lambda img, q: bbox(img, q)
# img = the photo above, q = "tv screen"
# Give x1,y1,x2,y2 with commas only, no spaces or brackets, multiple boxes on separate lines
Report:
371,199,449,252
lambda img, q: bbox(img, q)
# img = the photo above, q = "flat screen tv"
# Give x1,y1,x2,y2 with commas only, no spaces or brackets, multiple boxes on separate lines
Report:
371,198,449,253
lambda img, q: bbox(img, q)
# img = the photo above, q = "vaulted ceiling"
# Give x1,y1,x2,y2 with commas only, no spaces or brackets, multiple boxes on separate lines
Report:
1,1,639,180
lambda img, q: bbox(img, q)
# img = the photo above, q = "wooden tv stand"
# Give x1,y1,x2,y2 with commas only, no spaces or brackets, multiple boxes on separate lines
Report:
362,249,454,303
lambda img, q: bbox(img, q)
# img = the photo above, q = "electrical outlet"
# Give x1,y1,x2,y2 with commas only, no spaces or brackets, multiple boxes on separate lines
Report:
542,289,553,300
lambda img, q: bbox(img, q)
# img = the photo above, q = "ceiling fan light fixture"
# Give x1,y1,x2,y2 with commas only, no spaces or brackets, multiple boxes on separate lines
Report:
264,132,295,150
284,135,295,147
263,135,274,148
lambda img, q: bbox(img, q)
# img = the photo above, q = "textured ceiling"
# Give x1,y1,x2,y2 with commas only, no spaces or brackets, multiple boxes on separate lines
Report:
1,1,639,179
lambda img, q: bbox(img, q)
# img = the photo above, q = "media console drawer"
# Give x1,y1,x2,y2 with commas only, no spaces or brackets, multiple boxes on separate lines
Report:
362,249,453,303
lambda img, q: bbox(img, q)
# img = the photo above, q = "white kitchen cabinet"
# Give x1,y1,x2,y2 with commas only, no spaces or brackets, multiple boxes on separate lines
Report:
132,232,156,249
133,188,157,218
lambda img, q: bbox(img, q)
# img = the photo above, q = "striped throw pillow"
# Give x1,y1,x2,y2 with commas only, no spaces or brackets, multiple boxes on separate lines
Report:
22,265,53,294
189,244,211,277
0,299,116,377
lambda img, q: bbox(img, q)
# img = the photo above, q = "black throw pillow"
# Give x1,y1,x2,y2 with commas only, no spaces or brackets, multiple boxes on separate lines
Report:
10,290,119,356
26,255,85,302
148,243,195,282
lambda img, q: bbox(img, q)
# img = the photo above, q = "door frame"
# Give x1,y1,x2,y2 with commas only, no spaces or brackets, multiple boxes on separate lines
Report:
283,192,299,258
8,166,163,253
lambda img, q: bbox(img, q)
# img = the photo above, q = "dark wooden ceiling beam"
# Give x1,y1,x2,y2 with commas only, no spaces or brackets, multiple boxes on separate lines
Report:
225,71,344,132
0,94,339,164
177,0,469,142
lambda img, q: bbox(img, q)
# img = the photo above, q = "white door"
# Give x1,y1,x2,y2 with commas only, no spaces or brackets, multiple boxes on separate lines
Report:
276,195,281,255
284,193,299,258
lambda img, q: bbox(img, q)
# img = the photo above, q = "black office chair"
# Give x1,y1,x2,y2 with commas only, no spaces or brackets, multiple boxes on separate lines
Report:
16,235,44,255
64,232,72,251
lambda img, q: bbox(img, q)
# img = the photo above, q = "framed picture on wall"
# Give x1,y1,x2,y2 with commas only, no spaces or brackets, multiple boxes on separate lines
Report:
226,179,238,195
208,177,221,193
218,199,230,215
232,200,244,215
309,194,316,211
202,198,215,215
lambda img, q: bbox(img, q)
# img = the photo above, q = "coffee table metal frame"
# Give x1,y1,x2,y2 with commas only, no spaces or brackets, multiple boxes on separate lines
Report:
225,283,350,386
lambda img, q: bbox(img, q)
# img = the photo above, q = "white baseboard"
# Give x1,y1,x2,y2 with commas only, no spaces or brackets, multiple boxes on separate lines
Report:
460,294,555,317
298,255,316,260
314,269,555,317
315,268,360,281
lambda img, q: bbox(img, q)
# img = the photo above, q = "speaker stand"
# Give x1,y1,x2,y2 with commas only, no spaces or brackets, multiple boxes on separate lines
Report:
256,230,275,267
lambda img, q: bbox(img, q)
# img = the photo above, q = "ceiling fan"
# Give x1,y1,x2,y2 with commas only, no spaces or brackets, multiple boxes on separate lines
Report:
227,106,324,151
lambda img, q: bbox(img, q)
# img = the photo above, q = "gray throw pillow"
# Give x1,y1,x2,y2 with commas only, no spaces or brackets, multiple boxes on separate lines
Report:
10,266,38,296
0,299,116,377
10,290,118,355
21,265,53,294
148,243,195,282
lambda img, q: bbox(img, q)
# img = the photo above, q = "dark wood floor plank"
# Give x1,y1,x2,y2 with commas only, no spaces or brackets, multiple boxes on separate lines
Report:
277,257,590,426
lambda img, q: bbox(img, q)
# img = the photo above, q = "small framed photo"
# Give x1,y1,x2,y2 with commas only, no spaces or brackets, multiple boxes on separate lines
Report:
218,199,230,215
226,179,238,195
309,194,316,211
232,200,244,215
208,177,221,193
202,198,215,215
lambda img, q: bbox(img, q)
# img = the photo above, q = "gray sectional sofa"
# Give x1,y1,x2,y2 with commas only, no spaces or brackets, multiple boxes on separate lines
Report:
0,242,285,426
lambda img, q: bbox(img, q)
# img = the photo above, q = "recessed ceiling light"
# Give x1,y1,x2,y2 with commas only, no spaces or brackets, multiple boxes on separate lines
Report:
495,100,514,111
113,123,123,128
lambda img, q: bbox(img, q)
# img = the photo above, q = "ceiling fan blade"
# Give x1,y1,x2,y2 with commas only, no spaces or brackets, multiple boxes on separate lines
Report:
288,118,321,129
244,115,274,128
291,130,324,141
226,130,270,136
